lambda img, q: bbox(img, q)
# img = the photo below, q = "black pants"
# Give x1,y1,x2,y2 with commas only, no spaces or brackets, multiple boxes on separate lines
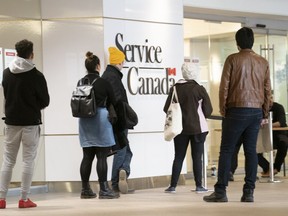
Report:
80,146,110,184
230,136,243,174
170,132,208,188
258,134,288,172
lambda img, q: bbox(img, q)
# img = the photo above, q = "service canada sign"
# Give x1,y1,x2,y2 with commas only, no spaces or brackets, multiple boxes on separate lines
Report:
114,33,178,96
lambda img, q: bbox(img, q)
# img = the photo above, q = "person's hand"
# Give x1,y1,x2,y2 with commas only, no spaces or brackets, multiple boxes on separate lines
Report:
260,118,269,127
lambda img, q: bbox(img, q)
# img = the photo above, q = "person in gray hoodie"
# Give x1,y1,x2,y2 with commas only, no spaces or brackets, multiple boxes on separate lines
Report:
0,39,50,209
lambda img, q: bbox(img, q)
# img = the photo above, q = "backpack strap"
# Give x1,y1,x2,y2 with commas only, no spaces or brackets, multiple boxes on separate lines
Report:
79,77,99,86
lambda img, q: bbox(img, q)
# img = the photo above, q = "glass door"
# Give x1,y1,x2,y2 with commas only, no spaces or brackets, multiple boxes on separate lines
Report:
184,18,288,176
253,30,288,110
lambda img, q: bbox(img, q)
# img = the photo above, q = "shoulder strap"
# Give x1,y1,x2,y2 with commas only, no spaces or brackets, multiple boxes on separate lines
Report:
173,86,179,103
91,77,99,85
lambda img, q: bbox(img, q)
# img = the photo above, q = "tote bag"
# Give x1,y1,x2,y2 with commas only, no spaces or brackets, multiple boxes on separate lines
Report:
164,86,183,141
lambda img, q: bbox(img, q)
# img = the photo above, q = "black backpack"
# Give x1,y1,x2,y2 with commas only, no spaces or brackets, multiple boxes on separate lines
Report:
70,77,98,118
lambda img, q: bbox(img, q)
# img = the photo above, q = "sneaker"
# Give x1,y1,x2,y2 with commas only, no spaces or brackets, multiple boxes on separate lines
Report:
195,186,208,193
203,192,228,202
241,189,254,202
119,169,128,194
18,198,37,208
164,186,176,193
81,188,97,199
0,199,6,209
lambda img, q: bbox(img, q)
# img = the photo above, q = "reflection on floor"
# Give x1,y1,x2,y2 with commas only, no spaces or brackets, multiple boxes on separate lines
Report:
2,175,288,216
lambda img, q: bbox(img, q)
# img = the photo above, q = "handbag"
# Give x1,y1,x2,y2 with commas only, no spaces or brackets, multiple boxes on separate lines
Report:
164,86,183,141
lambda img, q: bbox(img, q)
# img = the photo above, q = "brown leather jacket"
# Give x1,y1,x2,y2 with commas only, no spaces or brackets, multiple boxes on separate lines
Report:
219,49,272,118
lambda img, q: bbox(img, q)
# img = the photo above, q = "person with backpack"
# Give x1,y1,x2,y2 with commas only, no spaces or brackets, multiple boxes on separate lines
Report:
77,51,118,199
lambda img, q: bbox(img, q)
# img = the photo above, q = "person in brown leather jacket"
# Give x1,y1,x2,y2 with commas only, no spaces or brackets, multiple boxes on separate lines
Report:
204,27,272,203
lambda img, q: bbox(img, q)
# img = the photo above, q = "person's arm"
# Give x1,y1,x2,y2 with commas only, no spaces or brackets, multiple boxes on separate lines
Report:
273,103,287,127
219,57,231,117
263,64,272,119
200,86,213,118
36,74,50,109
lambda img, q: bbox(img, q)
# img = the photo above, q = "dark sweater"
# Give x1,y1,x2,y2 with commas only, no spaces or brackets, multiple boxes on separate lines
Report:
2,65,50,125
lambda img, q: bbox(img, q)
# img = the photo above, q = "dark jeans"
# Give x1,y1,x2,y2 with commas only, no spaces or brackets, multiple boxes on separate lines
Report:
258,133,288,172
230,136,243,174
80,147,110,184
111,130,133,187
215,108,262,194
170,132,208,188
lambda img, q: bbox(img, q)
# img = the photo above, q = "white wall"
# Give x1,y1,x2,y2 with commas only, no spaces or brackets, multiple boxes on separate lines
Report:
42,0,184,181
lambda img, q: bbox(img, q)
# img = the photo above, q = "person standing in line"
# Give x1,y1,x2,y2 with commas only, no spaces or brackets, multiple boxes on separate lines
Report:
102,47,134,195
203,27,272,203
163,63,213,194
0,39,50,209
78,52,118,199
258,99,288,177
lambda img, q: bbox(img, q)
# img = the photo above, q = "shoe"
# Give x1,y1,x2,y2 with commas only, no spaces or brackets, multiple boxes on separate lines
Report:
261,171,270,177
112,186,121,198
99,182,119,199
119,169,128,194
81,188,97,199
241,189,254,202
0,199,6,209
164,186,176,193
229,172,234,181
261,169,278,178
203,192,228,202
18,198,37,208
127,188,135,194
195,186,208,193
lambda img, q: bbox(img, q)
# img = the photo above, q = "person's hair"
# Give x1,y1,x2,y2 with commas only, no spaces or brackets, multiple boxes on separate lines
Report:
85,51,100,72
15,39,33,59
235,27,254,49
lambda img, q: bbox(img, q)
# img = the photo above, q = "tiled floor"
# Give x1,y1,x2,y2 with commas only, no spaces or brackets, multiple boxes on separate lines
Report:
1,175,288,216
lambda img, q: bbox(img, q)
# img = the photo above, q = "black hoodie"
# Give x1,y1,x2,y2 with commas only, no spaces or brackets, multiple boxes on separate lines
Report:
2,57,50,125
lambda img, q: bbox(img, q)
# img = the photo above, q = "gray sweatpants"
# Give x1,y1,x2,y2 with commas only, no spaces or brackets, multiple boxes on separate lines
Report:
0,125,40,200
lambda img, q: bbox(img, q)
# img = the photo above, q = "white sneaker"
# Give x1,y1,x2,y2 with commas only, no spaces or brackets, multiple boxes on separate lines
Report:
119,169,128,194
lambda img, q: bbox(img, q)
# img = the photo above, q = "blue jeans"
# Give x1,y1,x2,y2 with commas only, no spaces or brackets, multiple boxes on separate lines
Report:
215,108,262,194
111,131,133,188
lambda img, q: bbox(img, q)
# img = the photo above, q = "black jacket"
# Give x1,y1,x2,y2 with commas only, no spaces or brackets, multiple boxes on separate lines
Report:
80,71,116,107
2,57,50,125
101,65,128,103
164,79,213,135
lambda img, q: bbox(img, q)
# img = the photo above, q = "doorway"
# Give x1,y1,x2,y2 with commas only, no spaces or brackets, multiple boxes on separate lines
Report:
183,18,288,176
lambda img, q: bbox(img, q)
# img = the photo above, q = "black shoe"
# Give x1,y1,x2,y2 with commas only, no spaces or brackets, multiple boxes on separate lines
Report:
81,188,97,199
112,186,121,198
99,182,119,199
241,189,254,202
164,186,176,193
203,192,228,202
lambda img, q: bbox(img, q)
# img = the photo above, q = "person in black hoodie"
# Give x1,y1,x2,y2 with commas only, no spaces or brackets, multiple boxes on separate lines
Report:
102,47,134,195
0,39,50,209
163,62,213,194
